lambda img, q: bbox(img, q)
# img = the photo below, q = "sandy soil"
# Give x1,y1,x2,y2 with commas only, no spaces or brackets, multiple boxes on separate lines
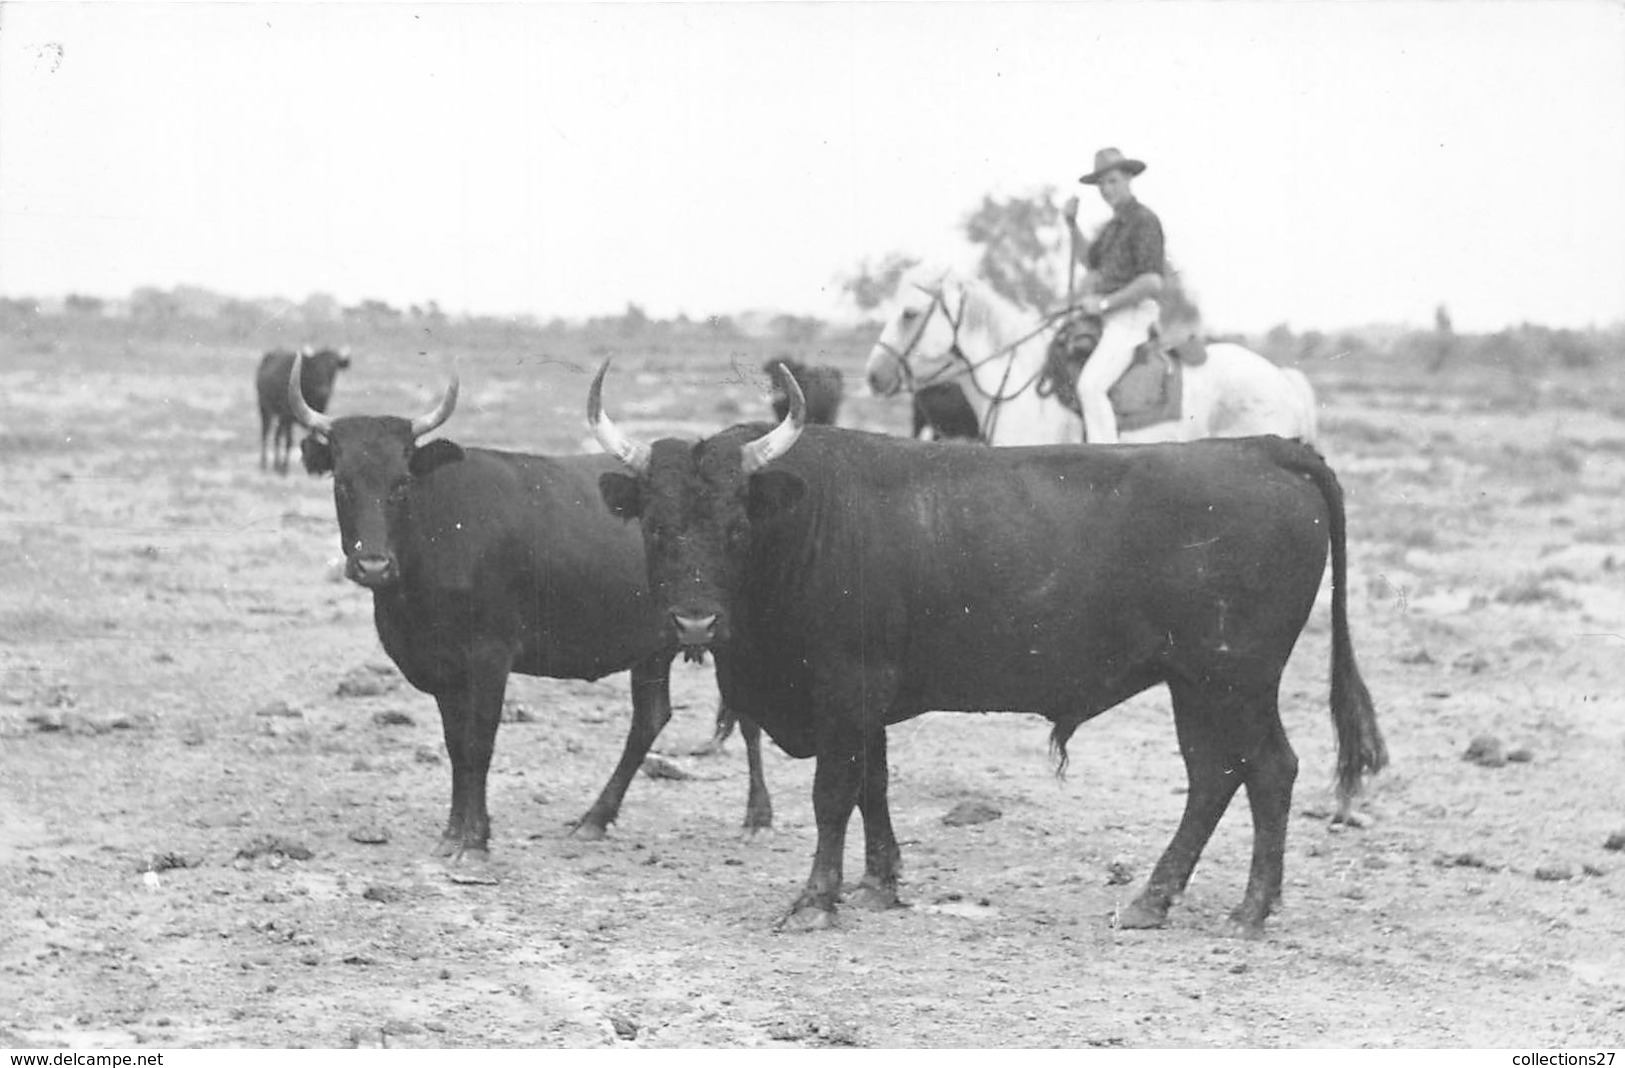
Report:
1,334,1623,1047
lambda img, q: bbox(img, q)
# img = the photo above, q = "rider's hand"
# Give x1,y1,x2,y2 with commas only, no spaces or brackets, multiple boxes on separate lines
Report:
1062,195,1079,223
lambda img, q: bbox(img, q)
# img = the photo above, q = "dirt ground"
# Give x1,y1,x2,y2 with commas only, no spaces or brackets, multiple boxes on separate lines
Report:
2,331,1623,1048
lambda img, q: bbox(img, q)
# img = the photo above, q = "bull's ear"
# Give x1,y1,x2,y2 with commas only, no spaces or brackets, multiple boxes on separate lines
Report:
599,472,643,521
300,435,333,475
409,438,465,477
747,470,805,521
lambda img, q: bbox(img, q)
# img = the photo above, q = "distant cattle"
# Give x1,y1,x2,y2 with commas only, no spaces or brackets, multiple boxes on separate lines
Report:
911,382,981,441
590,362,1385,934
257,346,351,474
287,355,769,876
765,359,844,426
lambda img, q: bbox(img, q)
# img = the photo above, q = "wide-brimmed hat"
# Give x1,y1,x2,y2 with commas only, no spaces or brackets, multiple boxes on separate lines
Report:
1079,147,1146,184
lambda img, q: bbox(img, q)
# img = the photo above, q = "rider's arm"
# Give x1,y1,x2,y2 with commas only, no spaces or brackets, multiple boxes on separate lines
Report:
1098,272,1164,312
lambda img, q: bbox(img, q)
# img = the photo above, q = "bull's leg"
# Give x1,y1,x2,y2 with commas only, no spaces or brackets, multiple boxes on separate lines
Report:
433,639,512,872
274,417,293,475
847,724,902,911
783,731,864,931
259,411,272,470
738,710,773,833
689,698,736,756
571,652,673,840
1118,680,1245,930
1230,703,1298,935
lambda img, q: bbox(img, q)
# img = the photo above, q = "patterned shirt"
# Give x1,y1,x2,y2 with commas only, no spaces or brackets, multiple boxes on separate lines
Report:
1086,198,1165,293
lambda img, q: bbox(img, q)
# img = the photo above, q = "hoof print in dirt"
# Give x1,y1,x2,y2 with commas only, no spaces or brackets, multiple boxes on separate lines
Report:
1436,851,1499,872
640,754,693,780
141,851,195,874
349,825,390,845
608,1014,638,1041
941,799,1002,826
1462,734,1506,767
371,709,415,727
336,665,400,698
236,836,314,866
1533,864,1574,882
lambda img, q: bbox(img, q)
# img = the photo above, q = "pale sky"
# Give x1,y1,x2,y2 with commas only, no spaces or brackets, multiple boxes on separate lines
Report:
2,1,1622,333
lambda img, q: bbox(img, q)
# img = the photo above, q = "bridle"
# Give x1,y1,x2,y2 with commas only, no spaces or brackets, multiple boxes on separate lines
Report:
875,282,1073,442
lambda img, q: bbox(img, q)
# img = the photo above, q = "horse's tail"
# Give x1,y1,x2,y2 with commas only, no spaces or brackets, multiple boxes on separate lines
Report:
1268,440,1387,812
1283,368,1319,445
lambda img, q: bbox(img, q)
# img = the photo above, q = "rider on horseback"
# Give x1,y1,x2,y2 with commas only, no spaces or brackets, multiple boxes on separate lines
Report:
1063,147,1166,443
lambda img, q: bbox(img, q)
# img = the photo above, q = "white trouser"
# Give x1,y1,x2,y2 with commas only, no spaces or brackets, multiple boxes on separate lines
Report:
1077,298,1159,444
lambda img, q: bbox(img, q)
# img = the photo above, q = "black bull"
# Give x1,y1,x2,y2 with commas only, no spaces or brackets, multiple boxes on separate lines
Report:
285,355,770,873
590,362,1387,934
256,347,350,474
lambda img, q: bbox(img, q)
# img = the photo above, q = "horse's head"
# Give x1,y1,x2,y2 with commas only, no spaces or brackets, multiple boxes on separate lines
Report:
865,263,975,397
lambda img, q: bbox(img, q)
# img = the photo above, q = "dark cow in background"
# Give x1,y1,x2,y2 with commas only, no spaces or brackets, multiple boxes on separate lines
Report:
911,381,981,442
590,362,1386,934
765,359,844,426
257,345,351,474
286,355,770,877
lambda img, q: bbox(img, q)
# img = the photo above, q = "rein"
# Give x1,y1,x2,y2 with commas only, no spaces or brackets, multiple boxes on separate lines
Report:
880,284,1074,441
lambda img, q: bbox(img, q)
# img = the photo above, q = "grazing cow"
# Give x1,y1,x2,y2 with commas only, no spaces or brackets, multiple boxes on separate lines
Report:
257,346,351,474
589,362,1385,934
765,359,844,426
911,381,981,442
287,356,770,876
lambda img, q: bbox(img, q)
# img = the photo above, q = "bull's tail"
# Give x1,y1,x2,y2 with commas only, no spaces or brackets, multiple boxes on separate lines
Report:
1273,440,1387,811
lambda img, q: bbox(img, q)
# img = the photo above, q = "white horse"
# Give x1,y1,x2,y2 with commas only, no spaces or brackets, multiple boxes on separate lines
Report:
865,265,1318,447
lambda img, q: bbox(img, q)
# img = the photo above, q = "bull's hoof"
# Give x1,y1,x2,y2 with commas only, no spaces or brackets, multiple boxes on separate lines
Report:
441,847,497,885
739,823,774,841
434,836,488,861
568,818,610,842
1331,805,1374,830
779,906,837,932
1113,898,1169,930
1226,905,1270,940
846,882,899,911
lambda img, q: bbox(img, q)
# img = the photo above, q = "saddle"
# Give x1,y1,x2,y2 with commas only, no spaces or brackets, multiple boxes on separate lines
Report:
1040,312,1209,436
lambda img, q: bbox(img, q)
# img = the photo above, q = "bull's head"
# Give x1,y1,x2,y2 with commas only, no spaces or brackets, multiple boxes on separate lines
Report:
290,354,460,589
591,360,806,656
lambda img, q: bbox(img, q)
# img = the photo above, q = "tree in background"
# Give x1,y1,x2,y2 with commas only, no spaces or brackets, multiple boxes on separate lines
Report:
961,187,1066,311
838,251,922,313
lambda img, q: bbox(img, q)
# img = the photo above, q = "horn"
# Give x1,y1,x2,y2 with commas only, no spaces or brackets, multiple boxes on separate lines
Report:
409,370,460,438
587,360,652,474
287,351,335,433
741,361,805,473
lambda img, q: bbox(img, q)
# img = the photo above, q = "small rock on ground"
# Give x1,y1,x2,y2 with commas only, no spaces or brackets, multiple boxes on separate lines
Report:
942,799,1002,826
1463,735,1505,767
